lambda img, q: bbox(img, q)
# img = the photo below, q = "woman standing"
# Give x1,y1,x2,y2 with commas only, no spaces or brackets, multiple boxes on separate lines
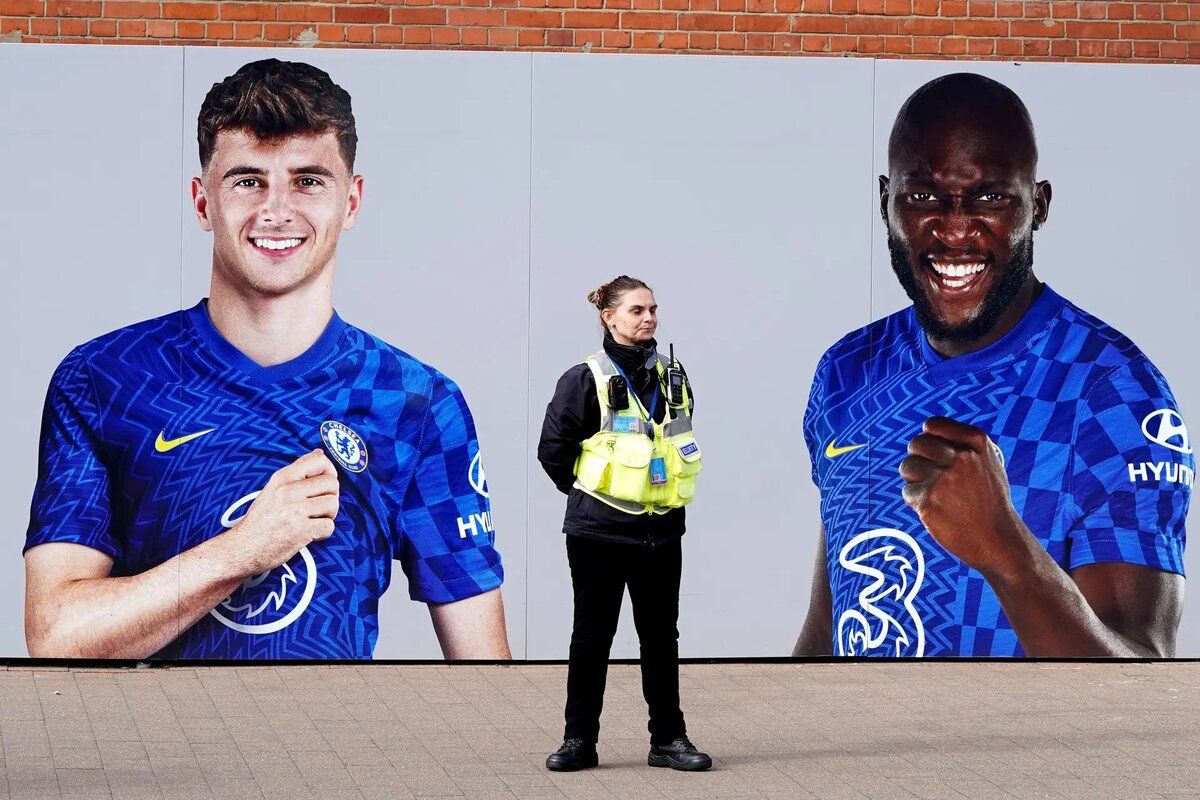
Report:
537,275,710,772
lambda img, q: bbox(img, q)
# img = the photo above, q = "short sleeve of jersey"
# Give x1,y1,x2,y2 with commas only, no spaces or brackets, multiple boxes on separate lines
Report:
802,351,831,486
25,348,117,558
1066,360,1191,575
395,371,504,603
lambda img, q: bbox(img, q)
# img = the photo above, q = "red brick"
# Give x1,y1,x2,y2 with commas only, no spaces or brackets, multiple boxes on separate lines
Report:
428,24,459,43
488,26,517,43
746,0,771,9
1133,2,1158,19
885,33,912,50
792,13,846,31
660,29,686,43
631,29,661,44
1065,19,1117,35
941,0,967,15
955,17,1007,32
912,33,938,50
276,4,330,21
88,17,116,34
334,6,387,23
59,17,87,34
687,29,716,44
601,27,629,43
939,34,967,50
661,0,687,9
391,7,446,23
262,20,289,38
996,0,1022,13
573,27,601,44
1104,1,1133,18
716,30,744,45
777,0,801,11
459,26,487,43
30,17,58,33
630,0,657,8
1160,40,1187,58
883,0,910,12
1049,1,1075,17
232,20,261,36
689,0,715,8
1011,18,1063,34
219,2,276,20
967,0,994,15
1163,4,1186,21
828,33,856,48
800,32,828,48
966,35,995,51
744,30,771,45
1132,38,1158,56
1049,36,1077,53
1121,20,1170,37
829,0,855,11
622,10,677,27
1077,0,1104,17
564,9,618,26
912,0,938,13
858,0,881,12
117,18,145,34
45,0,102,16
0,0,40,13
995,36,1021,52
1178,23,1200,40
405,24,433,42
847,15,896,31
146,19,173,34
162,2,216,19
106,2,162,19
1022,36,1050,53
678,11,732,28
174,19,202,35
316,22,344,40
717,0,742,9
450,8,504,24
342,23,369,41
1105,37,1132,54
735,12,788,29
1190,41,1200,58
206,19,233,36
506,8,560,25
900,16,952,32
857,33,885,50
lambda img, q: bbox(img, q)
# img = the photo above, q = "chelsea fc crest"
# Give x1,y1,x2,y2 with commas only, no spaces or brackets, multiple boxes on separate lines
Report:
321,420,368,473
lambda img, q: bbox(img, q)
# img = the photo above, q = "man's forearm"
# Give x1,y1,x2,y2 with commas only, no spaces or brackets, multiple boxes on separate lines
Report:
27,532,253,659
983,533,1150,658
429,587,512,659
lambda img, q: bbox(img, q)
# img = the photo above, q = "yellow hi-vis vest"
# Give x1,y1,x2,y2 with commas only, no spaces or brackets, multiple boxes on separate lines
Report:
572,350,702,515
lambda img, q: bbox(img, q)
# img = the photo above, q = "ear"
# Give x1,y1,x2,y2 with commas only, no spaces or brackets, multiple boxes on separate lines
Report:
191,176,213,232
878,175,890,226
600,308,614,328
1032,179,1051,231
342,174,364,231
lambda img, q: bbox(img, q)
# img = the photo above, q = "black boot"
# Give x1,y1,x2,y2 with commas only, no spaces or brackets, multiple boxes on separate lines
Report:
545,738,599,771
647,737,712,771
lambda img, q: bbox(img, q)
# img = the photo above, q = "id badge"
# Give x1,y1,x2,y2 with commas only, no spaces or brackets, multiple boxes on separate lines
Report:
613,415,639,433
649,456,668,486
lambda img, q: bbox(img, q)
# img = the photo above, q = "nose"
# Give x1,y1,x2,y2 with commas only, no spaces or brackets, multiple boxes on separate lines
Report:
930,204,981,250
259,184,294,226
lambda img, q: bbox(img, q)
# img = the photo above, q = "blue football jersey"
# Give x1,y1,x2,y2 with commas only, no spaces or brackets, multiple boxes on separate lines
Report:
26,301,503,659
805,285,1191,657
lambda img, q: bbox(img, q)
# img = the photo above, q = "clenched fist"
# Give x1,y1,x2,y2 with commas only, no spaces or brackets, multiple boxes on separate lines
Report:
230,450,340,577
899,417,1031,577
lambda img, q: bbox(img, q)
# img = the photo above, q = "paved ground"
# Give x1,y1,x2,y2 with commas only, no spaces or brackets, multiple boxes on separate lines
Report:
0,661,1196,799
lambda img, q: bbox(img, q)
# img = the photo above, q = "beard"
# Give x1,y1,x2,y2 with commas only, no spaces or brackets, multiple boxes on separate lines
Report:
888,232,1034,345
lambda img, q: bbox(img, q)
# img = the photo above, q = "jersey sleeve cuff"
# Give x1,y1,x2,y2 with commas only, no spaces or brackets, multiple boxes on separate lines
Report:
1067,530,1185,577
408,561,505,604
23,530,120,559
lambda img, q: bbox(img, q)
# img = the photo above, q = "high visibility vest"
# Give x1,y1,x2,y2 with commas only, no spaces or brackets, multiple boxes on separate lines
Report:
572,349,702,515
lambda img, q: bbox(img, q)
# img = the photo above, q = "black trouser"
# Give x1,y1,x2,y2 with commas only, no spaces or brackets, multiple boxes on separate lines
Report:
563,534,687,746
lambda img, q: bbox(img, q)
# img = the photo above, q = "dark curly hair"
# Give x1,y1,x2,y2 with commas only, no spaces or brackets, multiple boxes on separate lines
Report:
197,58,357,172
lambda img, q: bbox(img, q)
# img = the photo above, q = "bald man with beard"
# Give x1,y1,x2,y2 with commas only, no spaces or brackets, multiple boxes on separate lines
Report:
794,73,1191,658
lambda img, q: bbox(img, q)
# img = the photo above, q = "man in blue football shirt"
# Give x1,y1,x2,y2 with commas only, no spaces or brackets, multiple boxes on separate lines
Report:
795,73,1190,658
24,59,510,660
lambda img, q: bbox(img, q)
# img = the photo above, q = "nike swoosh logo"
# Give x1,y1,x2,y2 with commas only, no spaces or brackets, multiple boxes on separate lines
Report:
825,439,867,458
154,428,216,453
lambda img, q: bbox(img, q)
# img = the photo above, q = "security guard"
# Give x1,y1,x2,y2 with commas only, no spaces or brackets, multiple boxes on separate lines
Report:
538,275,712,772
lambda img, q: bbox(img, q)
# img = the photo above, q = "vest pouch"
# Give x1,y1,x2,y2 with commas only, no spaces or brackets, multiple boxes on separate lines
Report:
668,437,703,478
608,434,654,502
575,447,611,493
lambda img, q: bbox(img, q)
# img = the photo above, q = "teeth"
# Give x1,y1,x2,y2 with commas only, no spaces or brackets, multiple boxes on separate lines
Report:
252,238,302,251
930,261,985,278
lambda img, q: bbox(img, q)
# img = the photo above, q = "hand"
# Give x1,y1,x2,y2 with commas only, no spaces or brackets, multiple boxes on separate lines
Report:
899,417,1031,577
231,450,340,576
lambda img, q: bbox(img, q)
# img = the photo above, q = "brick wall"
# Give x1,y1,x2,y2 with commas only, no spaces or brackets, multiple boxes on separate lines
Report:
3,0,1199,61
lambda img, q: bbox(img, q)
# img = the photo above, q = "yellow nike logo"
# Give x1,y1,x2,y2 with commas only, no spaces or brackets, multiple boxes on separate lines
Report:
825,439,867,458
154,428,216,453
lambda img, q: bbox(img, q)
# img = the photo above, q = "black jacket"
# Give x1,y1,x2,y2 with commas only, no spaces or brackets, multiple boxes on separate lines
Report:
537,333,690,546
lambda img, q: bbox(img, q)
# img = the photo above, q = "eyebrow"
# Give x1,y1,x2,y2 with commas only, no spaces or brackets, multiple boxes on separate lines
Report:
221,165,338,180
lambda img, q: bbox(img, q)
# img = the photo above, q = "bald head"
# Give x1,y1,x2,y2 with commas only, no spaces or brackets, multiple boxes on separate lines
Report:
888,73,1038,178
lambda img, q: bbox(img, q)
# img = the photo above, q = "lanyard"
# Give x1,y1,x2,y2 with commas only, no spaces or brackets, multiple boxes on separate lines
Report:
611,361,659,421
